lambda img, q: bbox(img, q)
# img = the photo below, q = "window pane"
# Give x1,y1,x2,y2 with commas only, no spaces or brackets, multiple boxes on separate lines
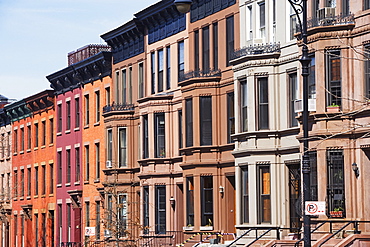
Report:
200,96,212,145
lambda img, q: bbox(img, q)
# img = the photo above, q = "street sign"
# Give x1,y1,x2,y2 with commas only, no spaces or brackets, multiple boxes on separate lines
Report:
85,227,96,236
305,201,326,215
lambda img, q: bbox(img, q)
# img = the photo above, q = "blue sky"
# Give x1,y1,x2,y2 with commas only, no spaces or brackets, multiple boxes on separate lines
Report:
0,0,156,100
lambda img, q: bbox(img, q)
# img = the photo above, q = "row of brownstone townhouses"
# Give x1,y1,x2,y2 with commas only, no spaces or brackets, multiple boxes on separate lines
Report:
1,0,370,246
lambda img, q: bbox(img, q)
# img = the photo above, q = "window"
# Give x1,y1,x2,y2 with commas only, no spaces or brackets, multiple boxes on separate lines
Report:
27,168,31,197
34,123,39,147
194,30,199,70
75,98,80,129
14,215,18,245
178,110,183,150
42,165,46,195
155,113,165,158
20,127,24,152
326,50,341,106
143,115,149,159
107,129,112,164
84,94,90,125
185,98,193,147
115,70,120,102
57,151,62,184
227,92,235,143
178,41,185,81
166,46,171,90
151,52,156,94
213,23,218,69
35,214,39,246
35,166,39,196
289,73,298,127
67,204,71,241
122,69,127,103
241,80,248,132
105,87,111,106
247,5,253,40
66,101,71,130
155,185,166,234
118,128,127,167
85,202,90,227
49,163,54,194
308,54,316,99
49,118,54,144
14,129,18,153
257,165,271,224
107,194,113,228
342,0,350,15
128,67,133,104
57,104,62,132
327,149,345,216
66,149,71,184
75,148,80,183
85,145,90,181
118,194,127,237
365,45,370,98
366,0,370,10
202,26,210,71
186,177,194,226
42,121,46,146
309,151,318,201
143,186,149,234
42,213,46,246
200,96,212,145
158,49,164,92
273,0,276,40
312,0,319,17
95,143,100,179
242,167,249,223
201,176,213,226
21,215,24,247
258,77,269,130
226,15,235,66
95,91,100,123
58,204,62,244
20,169,24,197
13,170,18,197
259,2,266,38
96,201,101,240
290,6,297,40
139,63,144,98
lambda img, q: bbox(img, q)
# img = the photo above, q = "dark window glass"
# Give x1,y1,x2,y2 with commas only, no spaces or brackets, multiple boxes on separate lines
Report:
20,169,24,197
27,125,31,149
201,176,213,226
200,96,212,145
178,110,183,150
85,202,90,227
49,118,54,144
166,46,171,90
185,98,193,147
202,26,210,71
213,23,218,70
194,30,199,70
27,168,31,196
57,152,62,184
42,121,46,146
75,98,80,128
96,201,101,239
327,149,345,216
57,104,62,132
309,54,316,99
155,113,165,158
258,165,271,224
34,123,39,147
366,0,370,10
118,128,127,167
186,177,194,226
85,145,90,181
143,186,149,234
226,16,235,66
178,41,185,81
258,78,269,130
143,115,149,159
75,148,80,183
66,101,71,130
66,149,71,183
289,73,298,127
242,167,249,223
227,92,235,143
365,45,370,98
49,163,54,194
122,69,127,103
139,63,144,98
20,128,24,151
107,129,112,163
42,166,46,195
342,0,350,15
95,91,100,122
326,50,341,106
128,67,132,104
309,151,318,201
95,143,100,179
241,80,248,132
35,166,39,196
151,52,156,94
155,185,166,234
85,95,90,125
118,194,127,237
158,49,164,92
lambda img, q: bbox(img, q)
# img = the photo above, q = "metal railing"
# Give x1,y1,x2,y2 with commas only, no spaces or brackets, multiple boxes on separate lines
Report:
138,230,184,247
231,42,281,60
178,69,221,82
59,242,82,247
103,103,135,114
301,13,355,30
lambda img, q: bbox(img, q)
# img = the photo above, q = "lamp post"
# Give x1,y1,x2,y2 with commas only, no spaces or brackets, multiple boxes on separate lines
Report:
174,0,311,246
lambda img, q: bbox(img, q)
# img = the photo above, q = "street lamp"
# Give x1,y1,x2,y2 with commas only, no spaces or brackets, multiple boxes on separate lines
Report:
174,0,311,246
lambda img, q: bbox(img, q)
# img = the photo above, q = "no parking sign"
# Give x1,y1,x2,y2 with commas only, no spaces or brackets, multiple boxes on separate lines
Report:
305,201,326,216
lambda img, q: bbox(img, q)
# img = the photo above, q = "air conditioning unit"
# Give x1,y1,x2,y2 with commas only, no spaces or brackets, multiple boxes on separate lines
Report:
294,99,316,113
104,229,111,238
317,7,335,20
106,160,112,169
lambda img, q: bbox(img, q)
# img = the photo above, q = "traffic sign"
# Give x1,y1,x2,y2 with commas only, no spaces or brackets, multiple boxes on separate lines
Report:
305,201,326,215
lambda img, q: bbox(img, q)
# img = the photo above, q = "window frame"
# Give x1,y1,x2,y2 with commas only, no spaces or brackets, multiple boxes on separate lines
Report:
257,77,269,130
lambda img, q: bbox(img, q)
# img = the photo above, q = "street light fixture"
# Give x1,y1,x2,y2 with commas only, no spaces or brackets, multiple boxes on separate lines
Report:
173,0,311,246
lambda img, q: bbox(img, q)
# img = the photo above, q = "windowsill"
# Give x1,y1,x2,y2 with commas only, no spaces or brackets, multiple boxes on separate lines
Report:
19,151,24,154
94,179,100,183
84,125,89,129
19,197,24,200
26,149,31,153
56,132,62,136
65,130,71,134
56,184,62,188
94,122,100,126
84,180,89,184
74,127,80,132
13,152,17,156
49,194,54,197
199,226,213,231
5,156,10,160
74,182,80,186
34,147,39,151
41,195,46,198
34,195,39,199
65,183,71,187
26,196,31,200
49,143,54,147
13,198,17,201
41,145,46,149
